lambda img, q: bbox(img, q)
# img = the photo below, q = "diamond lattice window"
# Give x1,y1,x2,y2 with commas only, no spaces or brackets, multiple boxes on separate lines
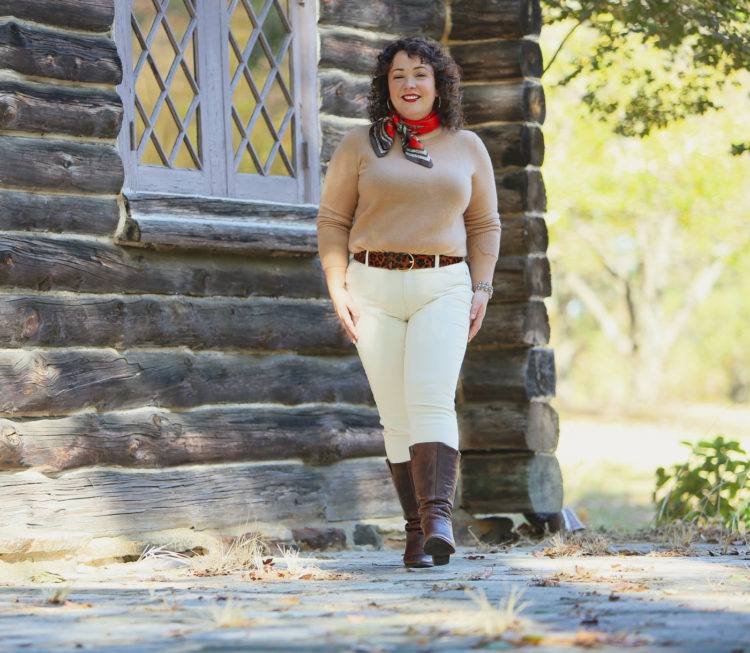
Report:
131,0,200,169
229,0,295,177
116,0,317,202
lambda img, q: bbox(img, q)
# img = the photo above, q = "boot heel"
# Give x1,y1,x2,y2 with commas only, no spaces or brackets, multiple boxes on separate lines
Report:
426,536,453,566
423,534,455,557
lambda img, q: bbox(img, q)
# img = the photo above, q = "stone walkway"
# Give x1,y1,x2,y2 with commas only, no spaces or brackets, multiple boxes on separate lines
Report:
1,539,749,652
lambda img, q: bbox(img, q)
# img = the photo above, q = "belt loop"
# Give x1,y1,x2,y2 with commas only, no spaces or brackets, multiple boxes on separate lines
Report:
435,254,440,268
365,250,369,266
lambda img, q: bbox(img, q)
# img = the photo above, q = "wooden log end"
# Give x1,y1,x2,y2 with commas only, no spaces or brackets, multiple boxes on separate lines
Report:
528,454,563,514
459,400,559,452
449,0,542,40
526,347,556,398
523,256,551,299
520,39,543,79
460,452,562,514
522,81,546,125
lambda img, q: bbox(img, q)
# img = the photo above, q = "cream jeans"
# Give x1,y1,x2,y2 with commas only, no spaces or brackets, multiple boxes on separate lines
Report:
345,258,474,463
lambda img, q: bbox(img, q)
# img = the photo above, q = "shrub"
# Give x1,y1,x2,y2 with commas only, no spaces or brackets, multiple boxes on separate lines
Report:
653,436,749,533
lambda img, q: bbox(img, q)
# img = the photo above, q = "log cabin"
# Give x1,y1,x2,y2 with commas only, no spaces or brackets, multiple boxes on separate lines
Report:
0,0,560,559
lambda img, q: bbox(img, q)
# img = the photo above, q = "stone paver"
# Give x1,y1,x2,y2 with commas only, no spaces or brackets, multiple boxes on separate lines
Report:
1,542,749,652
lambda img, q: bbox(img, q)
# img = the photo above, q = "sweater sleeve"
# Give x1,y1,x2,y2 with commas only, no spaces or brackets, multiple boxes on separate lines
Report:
464,132,501,263
316,128,362,270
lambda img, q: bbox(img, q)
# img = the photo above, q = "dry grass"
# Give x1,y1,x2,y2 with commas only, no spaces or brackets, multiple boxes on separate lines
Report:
138,531,352,581
535,530,614,557
188,531,267,576
464,526,498,554
41,585,71,605
458,586,531,638
661,520,699,548
268,545,354,581
210,598,254,629
138,544,191,565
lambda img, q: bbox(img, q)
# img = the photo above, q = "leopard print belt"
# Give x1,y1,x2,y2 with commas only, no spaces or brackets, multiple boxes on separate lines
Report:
353,250,464,270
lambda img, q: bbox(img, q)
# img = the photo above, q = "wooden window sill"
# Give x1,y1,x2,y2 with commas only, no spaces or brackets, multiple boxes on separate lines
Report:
118,192,318,256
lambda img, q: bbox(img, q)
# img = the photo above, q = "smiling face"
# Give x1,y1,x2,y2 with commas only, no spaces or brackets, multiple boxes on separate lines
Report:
387,50,437,121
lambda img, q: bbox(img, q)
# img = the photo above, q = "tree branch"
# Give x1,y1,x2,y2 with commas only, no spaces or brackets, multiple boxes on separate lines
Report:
663,257,728,352
543,2,601,75
564,272,633,356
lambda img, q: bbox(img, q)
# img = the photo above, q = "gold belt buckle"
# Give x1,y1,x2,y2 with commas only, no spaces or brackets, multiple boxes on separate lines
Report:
407,253,415,270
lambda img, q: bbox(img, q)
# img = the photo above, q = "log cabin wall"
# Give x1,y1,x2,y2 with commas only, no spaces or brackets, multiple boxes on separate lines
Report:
0,0,392,559
0,0,559,559
319,0,562,517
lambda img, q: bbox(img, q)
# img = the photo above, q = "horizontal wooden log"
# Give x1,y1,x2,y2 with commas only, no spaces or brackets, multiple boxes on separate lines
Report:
473,300,549,347
126,192,319,223
0,235,328,298
319,0,445,39
320,115,367,165
319,70,370,121
0,294,543,351
0,136,123,194
493,255,551,301
0,21,121,85
318,26,389,76
123,215,318,255
458,400,559,452
463,81,546,125
0,349,371,416
461,347,556,402
499,216,548,256
0,0,115,32
0,457,399,538
0,189,119,235
0,404,382,472
0,80,122,138
460,452,562,514
472,124,544,168
0,242,546,304
449,0,542,40
497,170,547,215
0,294,350,351
451,40,543,81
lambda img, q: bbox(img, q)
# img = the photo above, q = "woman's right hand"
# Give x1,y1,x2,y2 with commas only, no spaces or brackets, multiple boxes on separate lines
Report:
329,285,360,344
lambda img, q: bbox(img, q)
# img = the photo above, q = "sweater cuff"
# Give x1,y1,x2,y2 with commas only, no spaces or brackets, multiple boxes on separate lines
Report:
317,224,350,270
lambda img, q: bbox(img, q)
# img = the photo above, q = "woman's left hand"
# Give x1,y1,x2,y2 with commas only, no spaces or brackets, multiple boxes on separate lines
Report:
468,289,490,342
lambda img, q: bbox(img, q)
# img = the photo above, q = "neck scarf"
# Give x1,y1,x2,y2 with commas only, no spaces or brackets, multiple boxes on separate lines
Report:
369,110,441,168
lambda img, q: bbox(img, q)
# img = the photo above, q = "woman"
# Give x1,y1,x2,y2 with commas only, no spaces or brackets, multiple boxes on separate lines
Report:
317,37,500,567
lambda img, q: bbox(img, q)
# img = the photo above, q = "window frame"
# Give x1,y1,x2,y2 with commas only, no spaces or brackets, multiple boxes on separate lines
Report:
114,0,320,205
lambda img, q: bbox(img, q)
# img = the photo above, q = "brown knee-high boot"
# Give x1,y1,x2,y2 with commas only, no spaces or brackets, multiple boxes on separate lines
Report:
408,442,461,566
386,459,434,568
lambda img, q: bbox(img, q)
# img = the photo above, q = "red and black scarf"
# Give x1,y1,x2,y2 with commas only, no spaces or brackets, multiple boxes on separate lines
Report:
369,110,440,168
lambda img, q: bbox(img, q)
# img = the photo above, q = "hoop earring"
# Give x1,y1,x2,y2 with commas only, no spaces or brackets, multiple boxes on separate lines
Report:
387,98,394,112
435,96,442,109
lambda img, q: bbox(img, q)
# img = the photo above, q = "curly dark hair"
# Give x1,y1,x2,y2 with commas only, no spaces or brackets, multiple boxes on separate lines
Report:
367,37,464,129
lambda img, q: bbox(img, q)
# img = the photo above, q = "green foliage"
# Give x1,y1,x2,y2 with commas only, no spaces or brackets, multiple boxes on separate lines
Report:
653,437,750,532
542,0,750,143
541,15,750,405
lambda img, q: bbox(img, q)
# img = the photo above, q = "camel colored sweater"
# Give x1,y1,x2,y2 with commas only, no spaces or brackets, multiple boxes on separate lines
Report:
316,124,501,271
